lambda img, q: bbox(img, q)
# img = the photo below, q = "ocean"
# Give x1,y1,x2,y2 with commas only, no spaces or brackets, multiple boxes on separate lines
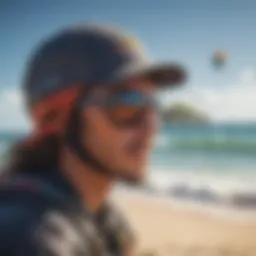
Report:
1,123,256,214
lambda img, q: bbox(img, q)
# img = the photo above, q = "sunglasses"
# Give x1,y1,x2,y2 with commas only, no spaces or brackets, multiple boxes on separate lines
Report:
82,89,160,128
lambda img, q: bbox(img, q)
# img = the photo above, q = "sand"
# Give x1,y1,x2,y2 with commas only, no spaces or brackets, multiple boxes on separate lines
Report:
112,193,256,256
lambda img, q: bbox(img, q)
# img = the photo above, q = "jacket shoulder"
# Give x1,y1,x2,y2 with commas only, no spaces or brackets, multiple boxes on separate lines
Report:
0,178,74,255
104,202,136,246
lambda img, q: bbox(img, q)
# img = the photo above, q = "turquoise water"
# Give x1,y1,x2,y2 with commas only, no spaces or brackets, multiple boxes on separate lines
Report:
1,123,256,170
151,123,256,171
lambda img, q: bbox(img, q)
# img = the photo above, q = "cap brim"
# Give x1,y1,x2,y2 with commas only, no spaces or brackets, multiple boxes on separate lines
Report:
115,62,187,88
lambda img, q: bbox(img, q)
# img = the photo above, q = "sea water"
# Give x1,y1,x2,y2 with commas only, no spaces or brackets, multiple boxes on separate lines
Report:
145,124,256,216
1,124,256,214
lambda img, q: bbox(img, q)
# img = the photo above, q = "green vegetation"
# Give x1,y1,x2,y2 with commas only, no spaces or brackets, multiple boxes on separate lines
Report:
162,103,210,124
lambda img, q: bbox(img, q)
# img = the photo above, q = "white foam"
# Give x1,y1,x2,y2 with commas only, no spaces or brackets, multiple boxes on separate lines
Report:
147,168,256,197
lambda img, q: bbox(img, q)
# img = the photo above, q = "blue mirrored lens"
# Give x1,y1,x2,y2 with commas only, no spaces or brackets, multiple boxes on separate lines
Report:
117,92,145,105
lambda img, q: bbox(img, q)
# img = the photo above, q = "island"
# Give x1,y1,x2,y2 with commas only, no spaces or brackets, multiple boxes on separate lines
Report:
161,102,210,124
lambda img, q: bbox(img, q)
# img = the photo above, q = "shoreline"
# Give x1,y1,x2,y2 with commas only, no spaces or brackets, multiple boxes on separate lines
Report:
112,191,256,255
112,187,256,221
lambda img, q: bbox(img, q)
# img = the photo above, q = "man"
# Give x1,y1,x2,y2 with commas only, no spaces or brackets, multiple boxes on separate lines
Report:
0,23,186,255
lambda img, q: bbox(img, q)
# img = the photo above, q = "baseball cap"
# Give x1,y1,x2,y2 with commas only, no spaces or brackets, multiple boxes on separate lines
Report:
23,23,186,109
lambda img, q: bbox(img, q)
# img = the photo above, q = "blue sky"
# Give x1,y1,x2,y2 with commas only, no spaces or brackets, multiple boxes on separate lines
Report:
1,0,256,130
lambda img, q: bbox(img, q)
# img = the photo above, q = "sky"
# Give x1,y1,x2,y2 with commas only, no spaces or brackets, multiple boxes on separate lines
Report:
1,0,256,130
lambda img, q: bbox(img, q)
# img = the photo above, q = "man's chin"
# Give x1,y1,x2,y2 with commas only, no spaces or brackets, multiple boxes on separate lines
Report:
117,171,146,186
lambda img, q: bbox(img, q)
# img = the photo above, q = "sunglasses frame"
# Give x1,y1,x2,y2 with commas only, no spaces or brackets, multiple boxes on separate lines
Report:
80,88,160,128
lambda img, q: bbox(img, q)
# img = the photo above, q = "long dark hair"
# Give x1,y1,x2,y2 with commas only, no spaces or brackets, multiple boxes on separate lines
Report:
2,86,88,178
2,135,61,178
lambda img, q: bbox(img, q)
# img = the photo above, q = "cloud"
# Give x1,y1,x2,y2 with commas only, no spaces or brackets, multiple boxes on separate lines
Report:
161,69,256,122
0,68,256,131
0,88,31,131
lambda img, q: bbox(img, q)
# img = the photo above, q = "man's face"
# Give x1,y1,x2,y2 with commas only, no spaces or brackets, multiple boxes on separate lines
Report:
81,78,160,183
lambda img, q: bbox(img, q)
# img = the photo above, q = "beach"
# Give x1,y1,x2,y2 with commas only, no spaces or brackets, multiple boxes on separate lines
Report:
112,192,256,256
1,127,256,255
